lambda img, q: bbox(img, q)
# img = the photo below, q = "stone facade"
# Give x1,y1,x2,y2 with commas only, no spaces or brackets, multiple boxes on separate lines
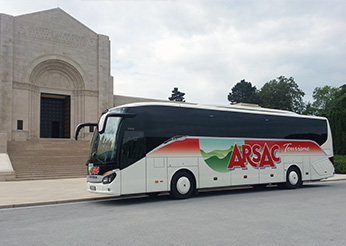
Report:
0,8,113,144
0,8,168,180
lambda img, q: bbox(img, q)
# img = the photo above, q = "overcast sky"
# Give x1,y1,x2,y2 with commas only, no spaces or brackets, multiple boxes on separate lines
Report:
1,0,346,105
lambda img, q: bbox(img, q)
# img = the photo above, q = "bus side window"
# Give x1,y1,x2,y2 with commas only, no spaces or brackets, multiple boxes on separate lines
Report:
121,131,146,168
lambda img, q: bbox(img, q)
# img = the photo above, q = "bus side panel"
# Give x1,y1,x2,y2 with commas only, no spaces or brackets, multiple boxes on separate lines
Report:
231,165,259,186
198,157,231,189
258,162,284,184
302,156,311,181
310,155,334,180
167,157,198,168
146,157,168,193
121,158,146,195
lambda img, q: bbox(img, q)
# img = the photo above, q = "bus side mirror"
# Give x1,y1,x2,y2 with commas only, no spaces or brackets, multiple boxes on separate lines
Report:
75,123,97,140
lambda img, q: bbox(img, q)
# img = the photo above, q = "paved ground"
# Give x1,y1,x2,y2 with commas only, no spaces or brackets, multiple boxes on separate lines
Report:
2,180,346,246
0,178,109,208
1,174,346,209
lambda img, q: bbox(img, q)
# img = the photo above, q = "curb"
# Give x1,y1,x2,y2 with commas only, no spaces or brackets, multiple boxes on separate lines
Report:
0,196,116,209
320,177,346,182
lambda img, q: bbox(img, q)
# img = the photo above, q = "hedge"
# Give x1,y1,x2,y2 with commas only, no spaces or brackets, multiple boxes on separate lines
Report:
334,155,346,174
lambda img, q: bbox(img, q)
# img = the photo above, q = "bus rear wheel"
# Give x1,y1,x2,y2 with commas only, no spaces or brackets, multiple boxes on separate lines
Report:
170,171,195,199
284,166,302,189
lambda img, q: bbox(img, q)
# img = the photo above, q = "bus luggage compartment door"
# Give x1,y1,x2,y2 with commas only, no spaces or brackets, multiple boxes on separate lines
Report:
199,157,231,188
146,157,168,192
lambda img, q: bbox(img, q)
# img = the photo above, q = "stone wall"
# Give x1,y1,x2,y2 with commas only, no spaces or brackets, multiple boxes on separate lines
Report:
0,8,169,180
0,8,113,142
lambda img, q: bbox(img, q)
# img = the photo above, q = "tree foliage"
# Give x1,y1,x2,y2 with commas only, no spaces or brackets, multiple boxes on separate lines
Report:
168,87,185,102
226,77,345,155
303,85,339,116
258,76,305,113
302,84,345,155
228,79,259,104
326,84,346,155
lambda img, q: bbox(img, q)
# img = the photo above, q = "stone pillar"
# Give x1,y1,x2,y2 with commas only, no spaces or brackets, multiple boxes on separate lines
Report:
0,132,7,153
0,14,14,141
97,34,113,115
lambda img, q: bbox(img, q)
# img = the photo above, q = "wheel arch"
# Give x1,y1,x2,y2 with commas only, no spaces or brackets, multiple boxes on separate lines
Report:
285,164,303,177
169,168,198,191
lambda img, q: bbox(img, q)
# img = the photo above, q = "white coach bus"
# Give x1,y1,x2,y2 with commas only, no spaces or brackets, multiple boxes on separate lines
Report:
75,102,334,199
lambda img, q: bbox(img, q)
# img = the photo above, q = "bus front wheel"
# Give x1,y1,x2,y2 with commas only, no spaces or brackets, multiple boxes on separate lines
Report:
170,171,195,199
284,166,302,189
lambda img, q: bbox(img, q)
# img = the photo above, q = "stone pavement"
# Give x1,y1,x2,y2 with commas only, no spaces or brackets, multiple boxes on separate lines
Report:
1,175,346,209
0,178,112,209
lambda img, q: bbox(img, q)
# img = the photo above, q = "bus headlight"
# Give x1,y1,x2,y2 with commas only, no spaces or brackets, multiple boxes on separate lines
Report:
102,172,117,184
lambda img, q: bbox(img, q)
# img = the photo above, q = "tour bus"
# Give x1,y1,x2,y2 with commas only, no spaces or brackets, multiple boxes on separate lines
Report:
75,102,334,199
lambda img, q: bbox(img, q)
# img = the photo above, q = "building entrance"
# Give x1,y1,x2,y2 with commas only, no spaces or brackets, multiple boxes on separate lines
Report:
40,93,71,138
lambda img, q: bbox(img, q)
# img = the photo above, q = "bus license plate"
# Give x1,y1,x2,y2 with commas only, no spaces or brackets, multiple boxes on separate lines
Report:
90,185,96,191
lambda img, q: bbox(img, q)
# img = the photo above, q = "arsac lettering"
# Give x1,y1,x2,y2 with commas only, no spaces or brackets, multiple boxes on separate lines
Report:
228,143,281,169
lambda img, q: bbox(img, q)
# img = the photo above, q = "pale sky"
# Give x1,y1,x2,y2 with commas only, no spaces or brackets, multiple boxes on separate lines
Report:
1,0,345,105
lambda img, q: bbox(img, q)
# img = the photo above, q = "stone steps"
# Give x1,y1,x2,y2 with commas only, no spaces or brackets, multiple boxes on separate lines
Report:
7,139,90,180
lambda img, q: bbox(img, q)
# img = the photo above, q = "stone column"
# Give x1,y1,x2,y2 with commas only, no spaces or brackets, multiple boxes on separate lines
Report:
0,14,14,140
97,34,113,115
0,132,7,153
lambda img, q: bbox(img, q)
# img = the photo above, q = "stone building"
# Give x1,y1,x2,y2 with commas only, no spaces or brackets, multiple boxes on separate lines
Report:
0,8,162,180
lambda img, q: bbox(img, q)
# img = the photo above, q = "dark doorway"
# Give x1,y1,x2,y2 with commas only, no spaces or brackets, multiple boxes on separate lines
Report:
40,94,71,138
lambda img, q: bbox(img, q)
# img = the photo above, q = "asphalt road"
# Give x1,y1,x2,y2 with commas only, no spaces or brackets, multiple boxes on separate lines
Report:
1,181,346,246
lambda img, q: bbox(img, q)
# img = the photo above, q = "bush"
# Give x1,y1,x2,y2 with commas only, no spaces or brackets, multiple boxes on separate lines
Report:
334,155,346,174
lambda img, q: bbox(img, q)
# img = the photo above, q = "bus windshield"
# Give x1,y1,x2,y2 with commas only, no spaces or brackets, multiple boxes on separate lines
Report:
89,116,122,165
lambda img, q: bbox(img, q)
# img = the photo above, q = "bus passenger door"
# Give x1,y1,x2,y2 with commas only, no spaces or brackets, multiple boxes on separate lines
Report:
120,131,146,195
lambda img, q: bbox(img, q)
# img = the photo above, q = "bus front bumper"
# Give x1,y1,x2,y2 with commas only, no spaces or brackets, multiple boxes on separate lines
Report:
87,182,120,196
87,172,121,196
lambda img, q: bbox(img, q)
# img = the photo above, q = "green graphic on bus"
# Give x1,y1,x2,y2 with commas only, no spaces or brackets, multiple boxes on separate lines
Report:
200,139,244,173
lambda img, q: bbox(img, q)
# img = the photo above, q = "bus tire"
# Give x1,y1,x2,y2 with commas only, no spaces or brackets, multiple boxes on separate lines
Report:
170,171,196,199
284,166,302,189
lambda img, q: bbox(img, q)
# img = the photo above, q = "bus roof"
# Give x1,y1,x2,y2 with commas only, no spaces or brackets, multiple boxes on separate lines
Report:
111,102,325,120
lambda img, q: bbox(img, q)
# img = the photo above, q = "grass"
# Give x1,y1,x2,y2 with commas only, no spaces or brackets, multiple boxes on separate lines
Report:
334,155,346,174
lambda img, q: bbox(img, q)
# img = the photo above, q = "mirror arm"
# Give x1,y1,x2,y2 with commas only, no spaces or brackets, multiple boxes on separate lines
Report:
74,123,97,140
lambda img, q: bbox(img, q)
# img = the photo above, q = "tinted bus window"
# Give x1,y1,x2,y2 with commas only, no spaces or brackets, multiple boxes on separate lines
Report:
128,106,327,153
120,130,145,168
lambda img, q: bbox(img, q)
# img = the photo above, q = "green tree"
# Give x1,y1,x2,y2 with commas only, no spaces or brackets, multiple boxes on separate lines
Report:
228,79,259,104
258,76,305,113
327,84,346,155
302,102,317,116
168,87,185,102
305,85,339,116
303,84,345,155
